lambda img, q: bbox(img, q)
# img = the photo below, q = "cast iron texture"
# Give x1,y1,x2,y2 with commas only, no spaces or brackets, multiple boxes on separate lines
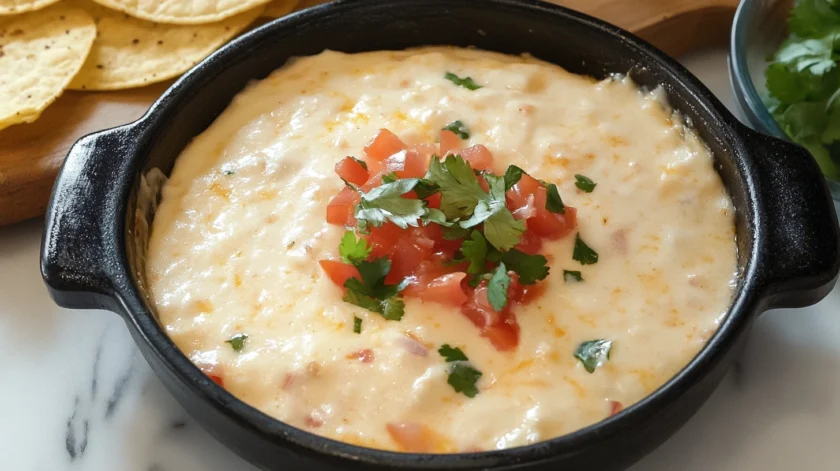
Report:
40,0,840,470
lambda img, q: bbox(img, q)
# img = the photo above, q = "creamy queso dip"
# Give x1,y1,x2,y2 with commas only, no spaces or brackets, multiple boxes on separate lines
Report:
146,47,737,452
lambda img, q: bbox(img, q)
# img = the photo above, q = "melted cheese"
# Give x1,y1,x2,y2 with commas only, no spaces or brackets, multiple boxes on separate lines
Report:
146,48,737,452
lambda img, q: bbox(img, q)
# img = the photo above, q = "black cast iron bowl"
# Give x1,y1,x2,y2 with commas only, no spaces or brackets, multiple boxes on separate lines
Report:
40,0,840,470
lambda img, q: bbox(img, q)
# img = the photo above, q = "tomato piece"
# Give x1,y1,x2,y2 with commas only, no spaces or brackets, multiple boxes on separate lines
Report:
528,192,577,239
364,222,402,258
383,149,428,179
460,281,520,351
326,187,359,226
460,144,493,171
319,260,361,288
514,230,542,255
401,254,459,297
207,374,224,387
507,173,541,208
412,142,438,162
335,157,369,186
440,129,462,157
420,273,469,306
426,192,442,209
386,423,444,453
364,129,407,161
610,401,624,416
385,228,436,285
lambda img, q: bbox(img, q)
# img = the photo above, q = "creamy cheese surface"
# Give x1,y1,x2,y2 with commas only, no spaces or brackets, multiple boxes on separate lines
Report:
146,47,737,452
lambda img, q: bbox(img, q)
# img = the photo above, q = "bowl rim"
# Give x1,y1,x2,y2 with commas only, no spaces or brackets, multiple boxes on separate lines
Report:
118,0,761,468
729,0,787,139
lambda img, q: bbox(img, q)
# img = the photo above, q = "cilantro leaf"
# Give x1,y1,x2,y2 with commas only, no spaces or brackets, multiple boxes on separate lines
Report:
342,257,405,320
501,249,549,285
442,120,471,139
343,286,405,321
414,178,440,199
503,165,526,191
422,208,453,227
573,233,599,265
461,230,488,275
438,344,469,362
339,231,371,264
444,72,483,90
564,270,583,283
381,172,399,184
460,174,525,250
353,316,362,334
487,262,511,312
789,0,840,38
355,178,426,229
574,339,612,373
442,225,470,240
574,174,597,192
225,333,248,352
447,363,482,398
427,155,486,219
545,183,566,214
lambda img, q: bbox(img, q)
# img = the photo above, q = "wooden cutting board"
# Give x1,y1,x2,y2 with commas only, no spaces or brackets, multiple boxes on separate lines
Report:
0,0,739,226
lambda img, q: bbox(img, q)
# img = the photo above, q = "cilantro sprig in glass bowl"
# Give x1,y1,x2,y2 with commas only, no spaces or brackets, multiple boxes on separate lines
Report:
730,0,840,201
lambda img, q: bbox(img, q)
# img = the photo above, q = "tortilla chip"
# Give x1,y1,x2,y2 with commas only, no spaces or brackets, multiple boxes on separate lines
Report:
263,0,298,18
68,0,264,91
0,4,95,130
0,0,61,15
90,0,273,25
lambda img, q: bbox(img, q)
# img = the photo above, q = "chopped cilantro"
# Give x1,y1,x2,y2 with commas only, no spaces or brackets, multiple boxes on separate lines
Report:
574,174,597,192
487,262,511,312
438,345,482,398
503,165,526,191
353,316,362,334
339,231,371,264
573,233,599,265
574,339,612,373
381,172,399,183
342,257,405,321
438,344,469,362
443,120,470,139
501,249,549,285
564,270,583,283
545,183,566,214
349,156,368,171
459,174,525,250
225,333,248,352
414,178,441,199
447,363,482,398
444,72,483,90
223,169,235,176
355,178,426,229
421,208,453,227
461,230,489,275
442,225,470,240
427,155,486,219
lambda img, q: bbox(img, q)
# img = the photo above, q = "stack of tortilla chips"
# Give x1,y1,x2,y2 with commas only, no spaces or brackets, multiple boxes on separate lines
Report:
0,0,327,131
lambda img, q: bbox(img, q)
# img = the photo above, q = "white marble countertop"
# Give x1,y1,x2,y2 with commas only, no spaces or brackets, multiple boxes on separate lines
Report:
2,50,839,471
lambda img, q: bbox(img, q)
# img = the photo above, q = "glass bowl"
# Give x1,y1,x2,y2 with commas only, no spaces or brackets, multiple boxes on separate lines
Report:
729,0,840,201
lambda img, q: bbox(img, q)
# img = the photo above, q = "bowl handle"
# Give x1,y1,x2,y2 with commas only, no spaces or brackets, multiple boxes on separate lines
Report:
40,125,140,313
744,127,840,309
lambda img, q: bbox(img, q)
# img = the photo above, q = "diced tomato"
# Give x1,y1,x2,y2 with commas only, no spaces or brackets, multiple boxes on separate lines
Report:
383,149,428,179
419,272,468,306
207,374,224,387
610,401,624,416
528,197,577,239
335,157,369,186
460,282,520,351
440,129,461,157
364,222,402,258
511,194,536,221
460,144,493,171
319,260,361,288
401,254,459,297
386,423,443,453
412,143,438,163
326,187,359,226
426,192,442,209
385,228,436,285
364,129,406,161
514,230,542,255
507,173,541,209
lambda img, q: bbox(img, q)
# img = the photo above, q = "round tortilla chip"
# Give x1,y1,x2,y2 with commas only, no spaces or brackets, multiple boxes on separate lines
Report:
90,0,273,25
0,4,95,131
263,0,298,18
68,0,264,91
0,0,61,15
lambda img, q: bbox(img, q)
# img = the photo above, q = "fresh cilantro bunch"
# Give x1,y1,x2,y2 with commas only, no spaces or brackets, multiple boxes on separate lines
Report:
764,0,840,180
